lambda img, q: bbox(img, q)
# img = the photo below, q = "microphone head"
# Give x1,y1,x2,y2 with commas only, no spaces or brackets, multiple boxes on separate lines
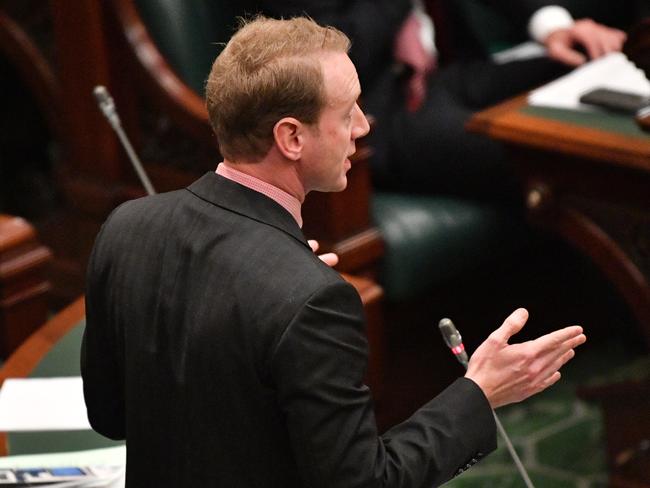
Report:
93,85,120,125
93,85,110,104
438,318,462,349
438,317,469,366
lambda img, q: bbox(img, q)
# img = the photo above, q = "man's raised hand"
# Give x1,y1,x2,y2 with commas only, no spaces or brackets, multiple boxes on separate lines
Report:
465,308,586,409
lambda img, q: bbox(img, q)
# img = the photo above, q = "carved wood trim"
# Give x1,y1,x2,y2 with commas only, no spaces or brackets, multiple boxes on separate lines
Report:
0,296,84,385
532,202,650,347
0,215,52,357
106,0,213,145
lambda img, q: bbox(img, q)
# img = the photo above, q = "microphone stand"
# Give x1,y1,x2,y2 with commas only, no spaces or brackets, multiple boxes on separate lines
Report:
439,318,535,488
92,85,157,196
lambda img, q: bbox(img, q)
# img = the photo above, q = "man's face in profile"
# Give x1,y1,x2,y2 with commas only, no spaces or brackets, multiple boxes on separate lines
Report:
300,52,370,193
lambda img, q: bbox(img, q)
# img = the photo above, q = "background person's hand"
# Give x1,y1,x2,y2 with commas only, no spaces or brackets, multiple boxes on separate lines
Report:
465,308,586,409
308,239,339,267
544,18,627,66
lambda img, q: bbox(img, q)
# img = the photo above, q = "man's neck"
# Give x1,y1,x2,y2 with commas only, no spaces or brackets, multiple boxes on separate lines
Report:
222,158,307,203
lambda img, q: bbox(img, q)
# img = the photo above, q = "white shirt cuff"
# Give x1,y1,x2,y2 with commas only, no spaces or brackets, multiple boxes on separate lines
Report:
413,3,436,56
528,6,574,43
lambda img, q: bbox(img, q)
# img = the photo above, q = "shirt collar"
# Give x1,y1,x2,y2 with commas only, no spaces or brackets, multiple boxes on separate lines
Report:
215,163,303,228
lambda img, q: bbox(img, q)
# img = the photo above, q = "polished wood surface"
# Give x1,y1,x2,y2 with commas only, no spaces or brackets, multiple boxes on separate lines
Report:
468,94,650,172
467,95,650,347
0,215,52,358
342,273,386,403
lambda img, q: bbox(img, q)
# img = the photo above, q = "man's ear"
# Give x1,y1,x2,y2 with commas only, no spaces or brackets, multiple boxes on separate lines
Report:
273,117,304,161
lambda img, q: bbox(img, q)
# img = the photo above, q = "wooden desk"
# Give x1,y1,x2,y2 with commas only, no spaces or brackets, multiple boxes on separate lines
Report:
467,95,650,347
0,215,52,358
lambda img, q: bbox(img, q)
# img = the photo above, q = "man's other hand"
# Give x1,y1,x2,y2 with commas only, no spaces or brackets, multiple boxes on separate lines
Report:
545,18,627,66
308,239,339,267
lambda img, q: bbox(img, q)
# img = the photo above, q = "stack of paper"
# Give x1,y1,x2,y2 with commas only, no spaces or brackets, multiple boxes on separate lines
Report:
0,378,125,486
0,377,91,432
0,446,125,487
528,52,650,111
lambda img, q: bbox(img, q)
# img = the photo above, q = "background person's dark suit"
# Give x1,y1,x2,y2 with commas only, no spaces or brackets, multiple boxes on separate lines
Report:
243,0,636,199
82,171,496,487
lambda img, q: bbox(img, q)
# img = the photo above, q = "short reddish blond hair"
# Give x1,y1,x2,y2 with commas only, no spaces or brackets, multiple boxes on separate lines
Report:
205,16,350,162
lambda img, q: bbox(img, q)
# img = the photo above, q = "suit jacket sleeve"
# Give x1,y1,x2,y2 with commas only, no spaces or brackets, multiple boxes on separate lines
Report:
270,280,496,488
81,213,126,440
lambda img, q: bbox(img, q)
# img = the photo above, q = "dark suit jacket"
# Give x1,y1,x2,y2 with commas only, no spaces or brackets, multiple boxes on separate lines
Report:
82,172,496,487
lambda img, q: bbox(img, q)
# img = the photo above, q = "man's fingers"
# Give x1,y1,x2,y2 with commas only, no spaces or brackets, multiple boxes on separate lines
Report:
318,252,339,267
572,20,627,60
309,240,339,267
574,33,604,60
566,331,587,350
548,41,586,66
490,308,528,343
535,325,585,352
554,348,576,372
601,31,626,54
539,371,562,391
536,348,576,383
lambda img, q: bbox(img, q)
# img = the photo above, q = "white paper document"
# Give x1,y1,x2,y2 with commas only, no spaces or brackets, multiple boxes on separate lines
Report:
0,446,125,487
528,52,650,111
0,377,91,431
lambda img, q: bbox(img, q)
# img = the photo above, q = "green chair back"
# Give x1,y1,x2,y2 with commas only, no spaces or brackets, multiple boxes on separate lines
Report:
134,0,242,94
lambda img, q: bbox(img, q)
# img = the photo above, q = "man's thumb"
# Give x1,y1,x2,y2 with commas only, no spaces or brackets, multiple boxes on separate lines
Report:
492,308,528,343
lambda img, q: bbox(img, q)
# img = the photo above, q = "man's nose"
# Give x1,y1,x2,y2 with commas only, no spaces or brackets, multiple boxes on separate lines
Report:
353,104,370,139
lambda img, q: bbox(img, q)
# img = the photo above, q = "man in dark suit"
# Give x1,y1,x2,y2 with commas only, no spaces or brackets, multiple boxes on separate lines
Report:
243,0,631,200
82,16,586,487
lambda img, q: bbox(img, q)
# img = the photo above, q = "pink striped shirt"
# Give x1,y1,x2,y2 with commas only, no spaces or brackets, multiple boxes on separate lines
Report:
216,163,303,228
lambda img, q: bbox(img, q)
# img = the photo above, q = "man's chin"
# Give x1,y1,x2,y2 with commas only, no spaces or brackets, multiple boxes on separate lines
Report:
328,177,348,193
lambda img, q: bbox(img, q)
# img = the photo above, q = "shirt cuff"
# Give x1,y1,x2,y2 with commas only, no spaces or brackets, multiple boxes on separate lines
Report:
528,5,574,43
413,4,436,56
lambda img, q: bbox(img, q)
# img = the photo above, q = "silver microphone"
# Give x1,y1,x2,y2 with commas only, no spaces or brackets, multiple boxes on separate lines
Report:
438,318,469,367
437,318,536,488
93,85,121,128
93,85,156,196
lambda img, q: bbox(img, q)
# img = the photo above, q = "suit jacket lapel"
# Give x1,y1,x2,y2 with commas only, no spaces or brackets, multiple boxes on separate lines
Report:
186,171,309,249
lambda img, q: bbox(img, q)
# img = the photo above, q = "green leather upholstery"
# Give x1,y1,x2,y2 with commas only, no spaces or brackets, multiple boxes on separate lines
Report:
134,0,241,93
7,320,123,455
456,0,520,54
373,194,522,301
